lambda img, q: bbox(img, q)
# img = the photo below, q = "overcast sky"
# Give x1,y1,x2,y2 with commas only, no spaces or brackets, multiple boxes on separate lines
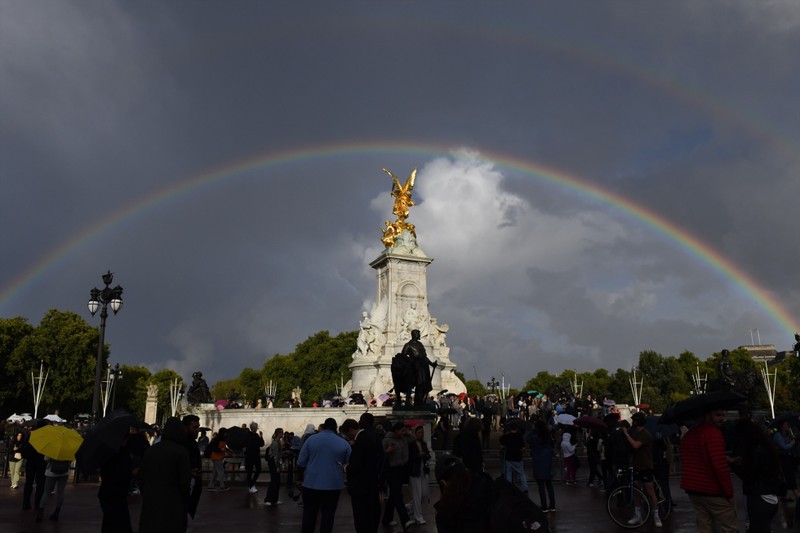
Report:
2,2,799,390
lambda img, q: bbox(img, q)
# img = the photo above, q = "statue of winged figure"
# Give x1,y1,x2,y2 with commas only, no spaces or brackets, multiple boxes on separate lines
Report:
384,167,416,221
381,168,418,247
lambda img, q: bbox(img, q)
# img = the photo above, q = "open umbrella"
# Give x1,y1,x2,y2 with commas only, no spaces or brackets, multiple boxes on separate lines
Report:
6,413,31,423
603,399,616,407
75,409,137,473
225,426,249,450
526,390,538,395
574,415,608,432
43,414,66,423
769,412,800,429
378,393,391,402
29,425,83,462
659,390,747,424
556,413,576,426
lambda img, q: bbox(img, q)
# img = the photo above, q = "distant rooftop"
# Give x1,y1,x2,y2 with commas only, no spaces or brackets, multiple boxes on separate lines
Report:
739,344,777,361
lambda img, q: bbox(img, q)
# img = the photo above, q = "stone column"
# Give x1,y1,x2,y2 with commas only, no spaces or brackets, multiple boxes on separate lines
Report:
144,383,158,425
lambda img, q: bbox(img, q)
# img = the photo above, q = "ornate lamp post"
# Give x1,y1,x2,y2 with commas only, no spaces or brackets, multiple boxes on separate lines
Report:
486,376,499,393
88,271,124,421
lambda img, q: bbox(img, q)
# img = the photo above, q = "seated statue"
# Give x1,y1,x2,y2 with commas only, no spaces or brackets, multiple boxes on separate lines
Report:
186,371,212,404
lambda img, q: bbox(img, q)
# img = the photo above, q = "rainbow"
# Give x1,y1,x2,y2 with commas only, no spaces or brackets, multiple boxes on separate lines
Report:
1,141,796,336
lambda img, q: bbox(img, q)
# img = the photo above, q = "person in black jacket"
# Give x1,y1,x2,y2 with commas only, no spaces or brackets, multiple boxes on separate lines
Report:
244,422,265,494
452,417,484,475
22,419,50,511
182,415,203,518
343,413,385,533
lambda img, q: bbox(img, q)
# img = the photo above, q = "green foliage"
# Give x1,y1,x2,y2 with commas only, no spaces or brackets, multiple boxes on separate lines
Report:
4,310,100,419
523,370,559,396
465,379,487,397
211,378,241,403
0,316,35,409
149,369,184,424
114,365,152,418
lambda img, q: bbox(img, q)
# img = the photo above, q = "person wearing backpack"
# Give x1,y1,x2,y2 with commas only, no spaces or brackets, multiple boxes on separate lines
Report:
36,456,71,522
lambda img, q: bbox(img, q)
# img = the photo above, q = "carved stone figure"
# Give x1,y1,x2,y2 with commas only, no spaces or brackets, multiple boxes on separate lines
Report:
401,329,439,406
718,350,736,389
186,371,212,404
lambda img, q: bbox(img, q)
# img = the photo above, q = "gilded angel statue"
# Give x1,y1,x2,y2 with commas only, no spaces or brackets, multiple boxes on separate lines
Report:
384,167,417,221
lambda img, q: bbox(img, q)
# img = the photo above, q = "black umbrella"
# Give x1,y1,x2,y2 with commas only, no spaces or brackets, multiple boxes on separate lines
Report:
225,426,249,450
658,390,747,424
574,415,608,432
75,409,138,474
769,412,800,429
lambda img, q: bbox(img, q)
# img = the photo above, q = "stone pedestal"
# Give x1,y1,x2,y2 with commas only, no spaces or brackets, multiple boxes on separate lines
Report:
345,230,465,399
144,384,158,425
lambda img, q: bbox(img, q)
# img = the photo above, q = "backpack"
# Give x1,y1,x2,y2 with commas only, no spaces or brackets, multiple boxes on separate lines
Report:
489,477,551,532
49,460,71,475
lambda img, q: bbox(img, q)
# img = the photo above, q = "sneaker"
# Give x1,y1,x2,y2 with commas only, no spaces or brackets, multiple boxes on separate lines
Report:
542,508,550,513
219,486,230,492
264,501,273,506
274,501,283,505
654,515,663,528
548,507,556,513
587,482,595,487
417,519,426,525
387,521,398,527
404,519,416,528
627,515,642,525
248,486,258,493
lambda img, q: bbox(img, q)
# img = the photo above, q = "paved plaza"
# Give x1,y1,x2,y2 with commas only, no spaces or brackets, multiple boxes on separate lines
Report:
1,463,781,533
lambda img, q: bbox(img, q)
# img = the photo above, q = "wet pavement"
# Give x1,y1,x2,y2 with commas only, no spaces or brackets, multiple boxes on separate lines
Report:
3,463,786,533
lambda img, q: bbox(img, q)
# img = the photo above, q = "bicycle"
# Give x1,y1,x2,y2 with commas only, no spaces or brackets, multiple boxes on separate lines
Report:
606,467,671,528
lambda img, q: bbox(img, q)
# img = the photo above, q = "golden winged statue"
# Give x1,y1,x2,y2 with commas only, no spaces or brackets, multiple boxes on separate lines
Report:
381,168,418,248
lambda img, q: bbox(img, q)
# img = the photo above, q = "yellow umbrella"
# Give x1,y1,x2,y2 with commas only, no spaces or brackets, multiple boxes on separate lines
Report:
28,425,83,462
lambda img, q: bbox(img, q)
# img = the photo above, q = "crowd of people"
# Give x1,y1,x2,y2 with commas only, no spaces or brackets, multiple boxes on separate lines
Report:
2,395,798,533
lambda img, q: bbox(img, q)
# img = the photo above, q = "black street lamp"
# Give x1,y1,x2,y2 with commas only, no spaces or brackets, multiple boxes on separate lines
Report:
88,271,123,421
486,376,499,393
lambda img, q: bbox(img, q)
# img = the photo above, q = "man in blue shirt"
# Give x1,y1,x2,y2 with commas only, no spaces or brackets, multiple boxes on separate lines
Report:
297,418,352,533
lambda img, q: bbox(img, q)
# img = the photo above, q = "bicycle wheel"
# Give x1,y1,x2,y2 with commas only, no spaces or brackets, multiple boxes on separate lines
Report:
653,480,671,520
607,485,651,529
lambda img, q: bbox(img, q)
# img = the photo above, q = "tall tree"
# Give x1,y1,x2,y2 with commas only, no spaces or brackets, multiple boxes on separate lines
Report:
7,310,99,419
0,316,35,413
114,365,152,418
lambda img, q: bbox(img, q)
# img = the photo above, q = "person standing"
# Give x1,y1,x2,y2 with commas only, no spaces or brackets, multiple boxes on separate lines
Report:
343,413,384,533
36,455,71,522
527,420,556,512
8,430,24,489
408,425,431,525
181,415,203,518
560,430,577,485
499,423,528,493
207,428,231,491
98,433,134,533
296,418,352,533
264,427,284,505
22,420,48,511
621,411,662,528
138,417,192,533
733,420,781,533
244,422,265,493
680,408,738,533
773,420,797,499
382,422,415,529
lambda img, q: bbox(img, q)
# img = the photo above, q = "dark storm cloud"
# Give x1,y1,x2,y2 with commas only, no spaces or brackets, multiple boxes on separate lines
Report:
1,1,798,389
